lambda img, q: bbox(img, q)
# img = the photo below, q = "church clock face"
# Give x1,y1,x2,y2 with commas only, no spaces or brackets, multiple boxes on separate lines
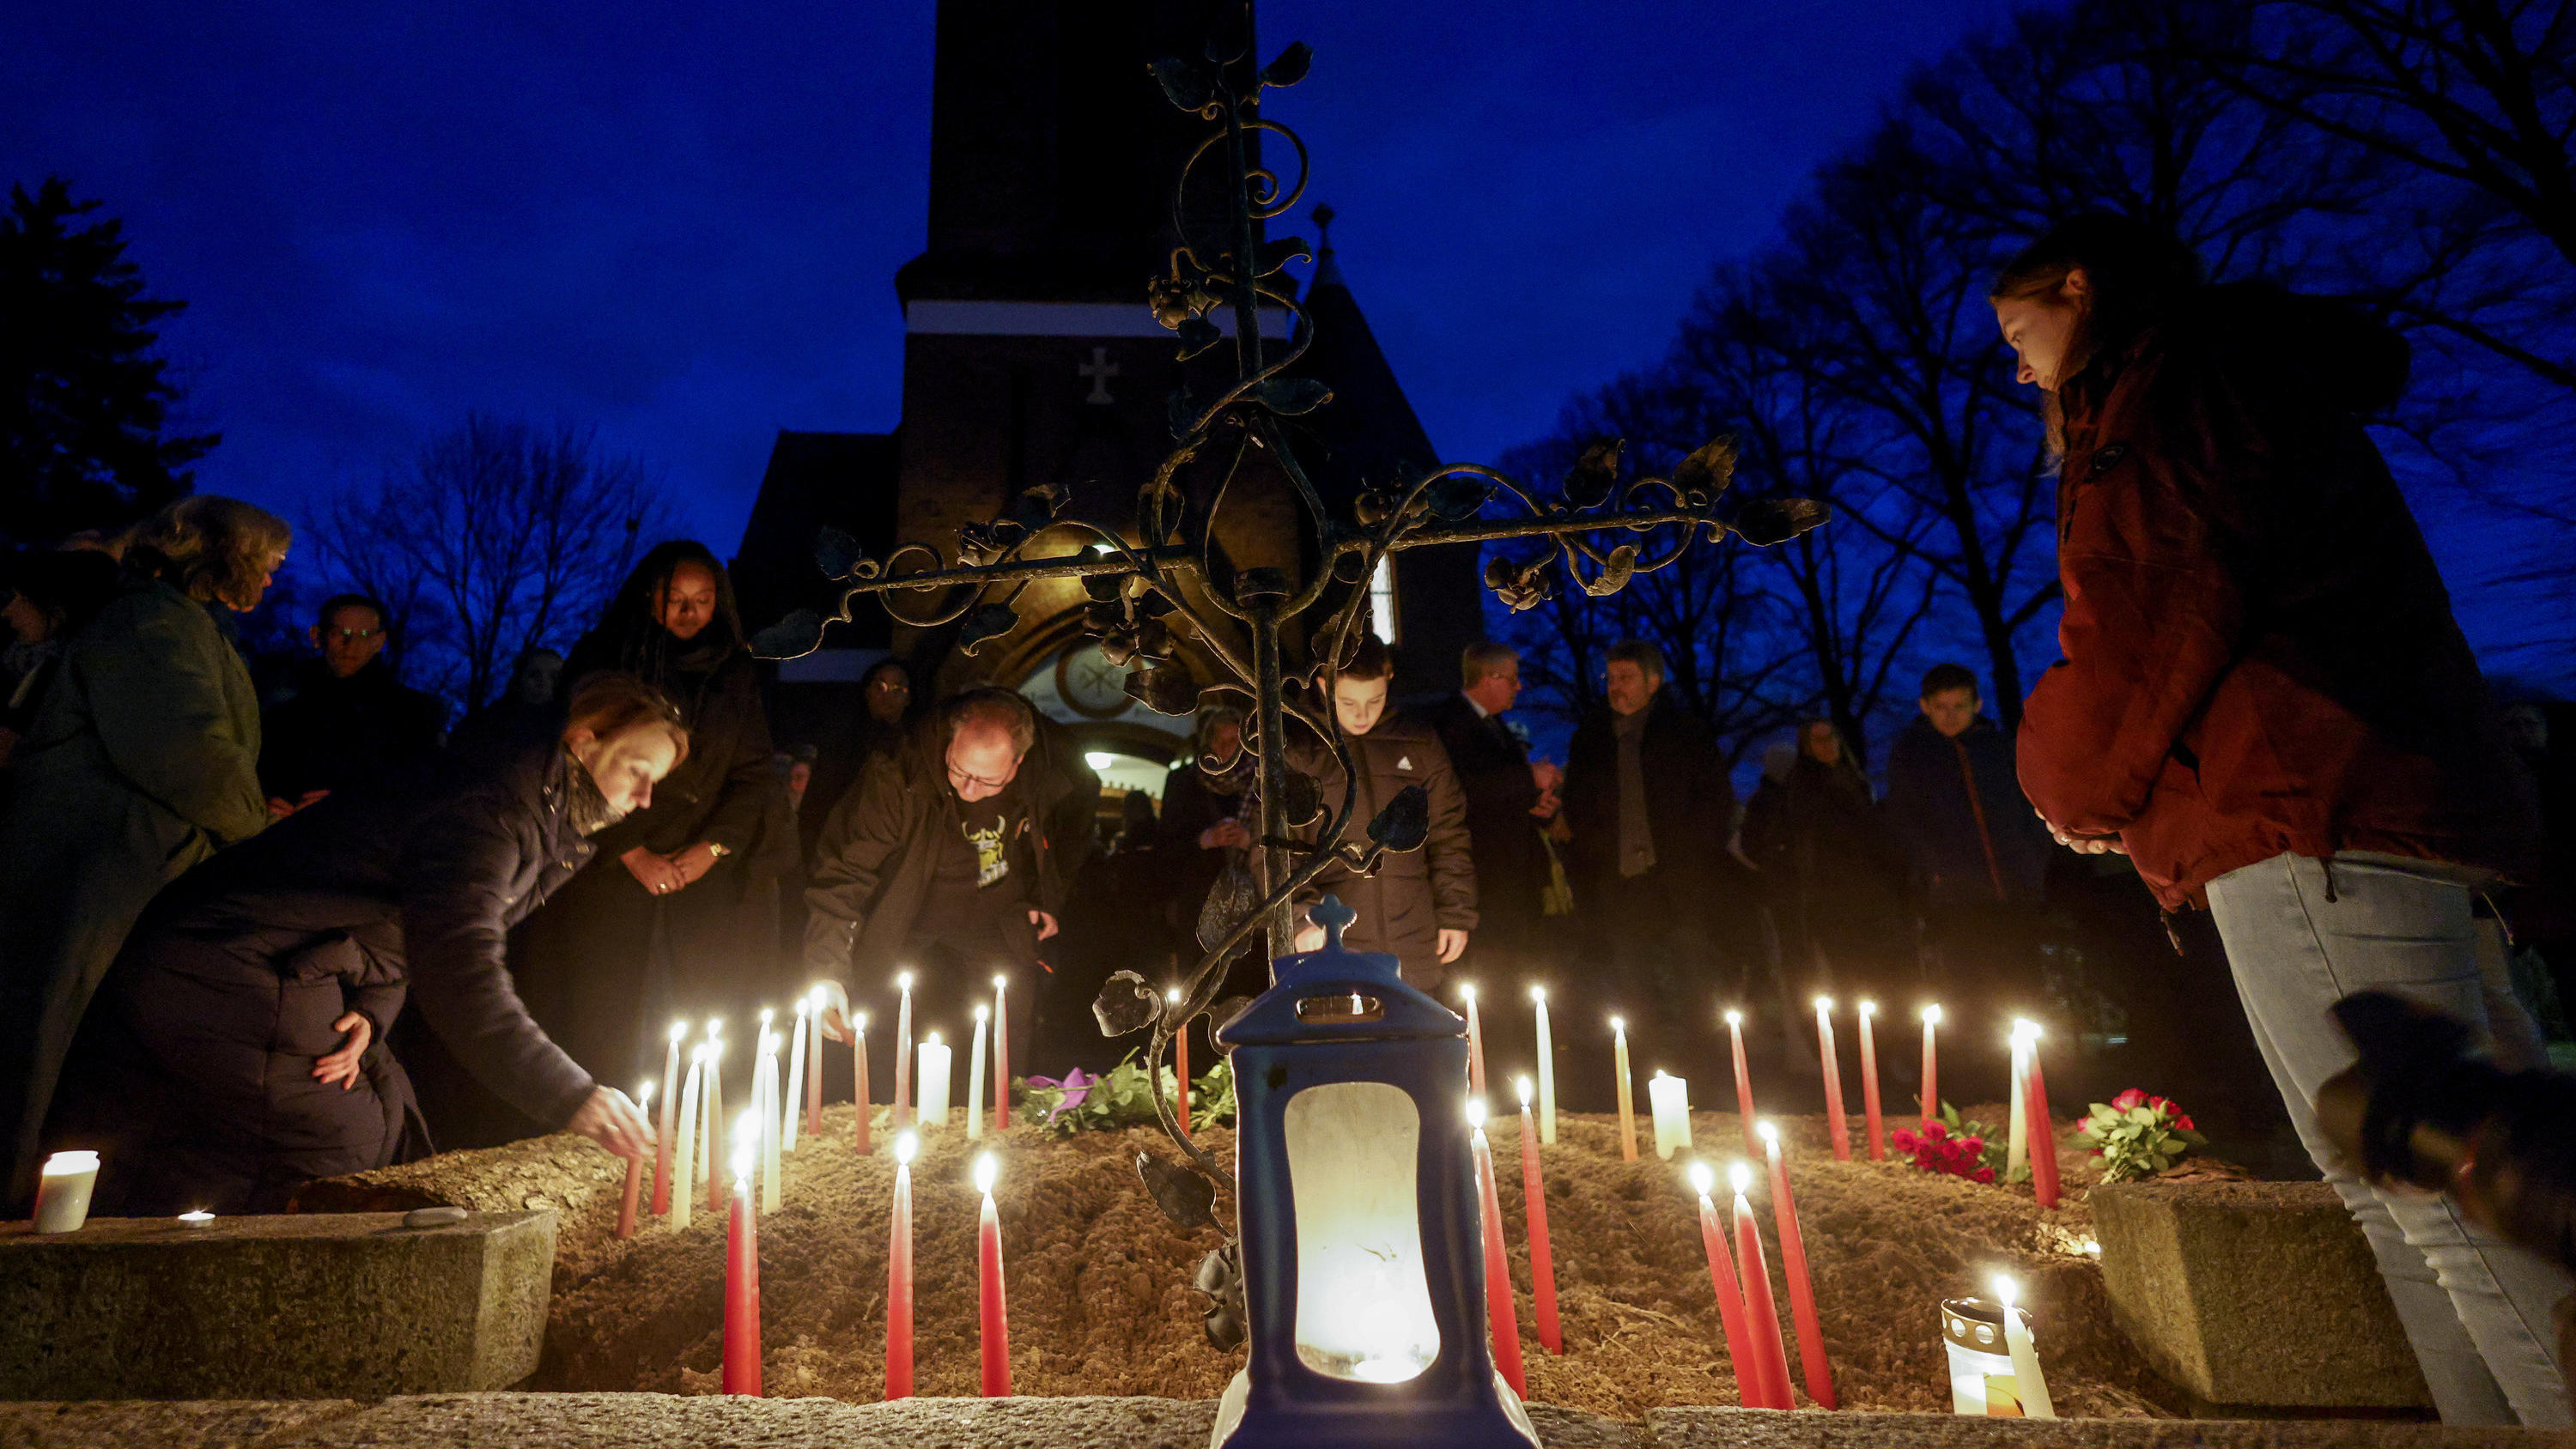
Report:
1054,642,1133,719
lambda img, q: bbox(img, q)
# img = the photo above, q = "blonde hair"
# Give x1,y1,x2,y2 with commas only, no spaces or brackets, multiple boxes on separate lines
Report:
564,671,691,766
123,496,292,609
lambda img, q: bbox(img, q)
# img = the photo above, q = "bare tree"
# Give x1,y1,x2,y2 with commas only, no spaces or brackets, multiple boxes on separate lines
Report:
303,415,667,711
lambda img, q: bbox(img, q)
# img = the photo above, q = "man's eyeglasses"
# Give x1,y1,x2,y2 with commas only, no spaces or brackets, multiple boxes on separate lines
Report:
947,763,1013,792
325,627,382,642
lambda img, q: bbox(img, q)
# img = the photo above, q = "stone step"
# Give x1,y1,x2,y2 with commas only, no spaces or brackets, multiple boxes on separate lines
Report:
0,1210,554,1401
0,1396,2561,1449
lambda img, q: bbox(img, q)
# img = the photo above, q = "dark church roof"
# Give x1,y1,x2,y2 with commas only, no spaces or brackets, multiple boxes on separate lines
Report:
1285,226,1440,507
729,430,898,640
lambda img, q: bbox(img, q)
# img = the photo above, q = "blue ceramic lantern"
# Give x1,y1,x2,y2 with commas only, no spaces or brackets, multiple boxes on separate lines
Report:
1211,896,1539,1449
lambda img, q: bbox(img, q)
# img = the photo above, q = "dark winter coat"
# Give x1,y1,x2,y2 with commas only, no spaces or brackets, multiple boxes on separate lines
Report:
1740,755,1910,958
1157,752,1250,934
1426,692,1551,940
0,576,267,1210
2019,286,2541,909
1884,715,2053,907
1287,711,1477,980
42,737,599,1216
1562,690,1736,898
258,657,446,803
802,718,1092,983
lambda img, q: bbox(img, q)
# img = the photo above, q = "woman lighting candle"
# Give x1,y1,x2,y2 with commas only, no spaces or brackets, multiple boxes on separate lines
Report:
975,1151,1011,1397
1724,1008,1759,1156
886,1131,918,1400
1610,1016,1637,1161
722,1110,762,1396
1730,1161,1795,1410
617,1079,653,1240
1458,982,1486,1095
1758,1120,1837,1409
1513,1075,1560,1353
655,1021,684,1215
1686,1161,1761,1406
1467,1098,1526,1395
1813,997,1850,1162
1529,985,1555,1145
1855,1000,1885,1161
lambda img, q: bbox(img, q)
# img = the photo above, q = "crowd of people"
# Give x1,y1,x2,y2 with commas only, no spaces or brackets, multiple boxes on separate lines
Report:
2,213,2573,1425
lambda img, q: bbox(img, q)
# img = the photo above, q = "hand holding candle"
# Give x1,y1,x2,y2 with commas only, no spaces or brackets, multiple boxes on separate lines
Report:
1725,1009,1759,1156
975,1152,1012,1396
886,1131,918,1400
1814,997,1850,1162
1992,1275,2057,1418
1856,1000,1885,1161
1610,1016,1637,1161
617,1079,652,1240
1514,1076,1560,1353
1759,1120,1837,1409
1687,1162,1761,1407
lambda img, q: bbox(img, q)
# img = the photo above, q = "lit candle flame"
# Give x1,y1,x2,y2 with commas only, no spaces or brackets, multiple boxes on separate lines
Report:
1723,1008,1743,1027
760,1007,774,1028
1687,1161,1716,1197
1609,1015,1625,1033
1858,999,1877,1016
1528,985,1547,1003
670,1021,689,1043
1922,1003,1943,1025
1514,1075,1534,1106
856,1011,869,1033
894,1131,920,1166
1457,982,1477,1003
1991,1273,2020,1310
637,1080,654,1107
1466,1097,1488,1131
1756,1119,1779,1146
796,999,810,1019
896,970,914,991
1728,1161,1754,1196
975,1003,989,1022
1166,986,1182,1003
732,1109,760,1182
2012,1018,2042,1046
974,1151,999,1196
927,1030,941,1046
993,973,1007,990
706,1017,723,1037
1814,994,1833,1013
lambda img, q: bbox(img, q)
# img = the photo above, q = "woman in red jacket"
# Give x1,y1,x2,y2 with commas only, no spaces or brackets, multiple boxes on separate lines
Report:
1998,215,2562,1427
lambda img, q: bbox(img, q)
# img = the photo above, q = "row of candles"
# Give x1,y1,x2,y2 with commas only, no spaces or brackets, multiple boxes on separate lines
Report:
1461,985,2063,1210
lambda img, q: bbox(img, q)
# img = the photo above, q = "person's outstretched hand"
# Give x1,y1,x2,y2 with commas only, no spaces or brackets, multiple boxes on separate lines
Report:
813,979,854,1044
566,1084,653,1159
313,1011,372,1090
1437,928,1469,964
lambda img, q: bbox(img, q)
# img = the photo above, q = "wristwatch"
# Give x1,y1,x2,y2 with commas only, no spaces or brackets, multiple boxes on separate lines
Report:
704,842,731,859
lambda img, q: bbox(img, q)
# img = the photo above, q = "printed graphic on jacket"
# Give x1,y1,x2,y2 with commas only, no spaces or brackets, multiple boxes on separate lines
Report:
964,812,1010,888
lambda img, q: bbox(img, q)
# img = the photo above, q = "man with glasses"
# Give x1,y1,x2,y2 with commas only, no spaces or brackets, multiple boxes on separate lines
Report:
258,593,443,817
804,688,1084,1076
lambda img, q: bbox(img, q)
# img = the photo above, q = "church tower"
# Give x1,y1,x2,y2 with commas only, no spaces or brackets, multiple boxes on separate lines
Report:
736,1,1479,779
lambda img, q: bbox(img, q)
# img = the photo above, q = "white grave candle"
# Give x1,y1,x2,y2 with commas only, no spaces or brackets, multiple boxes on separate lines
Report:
966,1004,990,1141
2006,1021,2032,1179
784,1000,810,1153
33,1150,98,1233
1647,1070,1692,1160
672,1046,703,1232
1993,1275,2057,1418
758,1022,783,1214
1530,985,1556,1145
917,1032,952,1128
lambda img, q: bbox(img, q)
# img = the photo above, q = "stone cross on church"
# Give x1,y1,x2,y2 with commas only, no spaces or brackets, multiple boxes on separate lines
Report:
1079,347,1119,405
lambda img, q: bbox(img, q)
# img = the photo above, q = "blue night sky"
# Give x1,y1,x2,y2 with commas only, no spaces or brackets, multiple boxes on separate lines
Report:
4,0,2017,551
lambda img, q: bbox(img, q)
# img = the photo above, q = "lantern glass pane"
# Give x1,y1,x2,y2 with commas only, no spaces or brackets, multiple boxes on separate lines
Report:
1283,1080,1440,1383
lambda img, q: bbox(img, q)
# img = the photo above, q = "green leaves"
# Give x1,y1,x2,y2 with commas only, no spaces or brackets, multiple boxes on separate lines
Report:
2076,1092,2208,1182
1039,1052,1238,1138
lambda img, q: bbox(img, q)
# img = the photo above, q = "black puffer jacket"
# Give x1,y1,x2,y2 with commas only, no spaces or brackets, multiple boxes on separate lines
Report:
45,738,601,1214
1288,711,1477,982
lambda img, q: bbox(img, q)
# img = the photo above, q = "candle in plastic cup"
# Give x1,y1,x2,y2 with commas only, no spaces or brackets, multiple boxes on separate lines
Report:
33,1150,99,1234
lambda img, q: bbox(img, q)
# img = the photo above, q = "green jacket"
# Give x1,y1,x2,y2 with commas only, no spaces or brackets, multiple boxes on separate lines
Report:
0,576,266,1207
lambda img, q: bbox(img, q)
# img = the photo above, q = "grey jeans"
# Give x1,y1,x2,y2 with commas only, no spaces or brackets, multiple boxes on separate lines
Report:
2207,852,2573,1427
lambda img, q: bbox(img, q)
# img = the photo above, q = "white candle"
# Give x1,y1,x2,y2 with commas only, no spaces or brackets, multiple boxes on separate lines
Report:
784,1000,810,1153
758,1020,783,1214
2007,1021,2032,1179
672,1047,702,1232
966,1004,990,1141
1993,1275,2057,1418
1530,985,1556,1145
33,1150,99,1234
894,971,914,1126
1646,1070,1692,1160
918,1033,952,1127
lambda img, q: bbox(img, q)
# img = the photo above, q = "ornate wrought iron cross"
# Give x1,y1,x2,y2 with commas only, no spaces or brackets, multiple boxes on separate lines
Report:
768,5,1825,1212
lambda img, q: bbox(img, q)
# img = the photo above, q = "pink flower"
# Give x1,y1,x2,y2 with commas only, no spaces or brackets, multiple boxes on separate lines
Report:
2112,1088,2148,1111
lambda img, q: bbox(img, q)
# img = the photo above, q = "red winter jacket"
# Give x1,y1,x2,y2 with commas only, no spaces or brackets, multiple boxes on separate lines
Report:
2017,287,2539,911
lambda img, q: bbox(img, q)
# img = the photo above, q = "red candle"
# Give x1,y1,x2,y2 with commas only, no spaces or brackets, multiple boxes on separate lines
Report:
1759,1124,1837,1409
1689,1164,1762,1406
1814,997,1850,1162
893,973,914,1128
655,1022,683,1216
2026,1030,2061,1210
1513,1077,1560,1354
1461,985,1487,1096
1919,1004,1941,1121
992,974,1012,1131
885,1131,916,1400
1169,987,1190,1138
1856,1002,1885,1161
1731,1164,1795,1410
618,1080,653,1240
1724,1009,1759,1156
1469,1102,1525,1395
854,1015,872,1156
975,1152,1012,1396
805,990,825,1135
722,1125,762,1396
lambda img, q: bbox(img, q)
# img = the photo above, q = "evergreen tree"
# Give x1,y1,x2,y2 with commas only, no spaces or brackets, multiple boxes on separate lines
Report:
0,178,217,549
